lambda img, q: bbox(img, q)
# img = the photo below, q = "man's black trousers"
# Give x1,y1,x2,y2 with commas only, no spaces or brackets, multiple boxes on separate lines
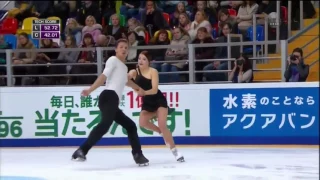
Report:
80,90,142,155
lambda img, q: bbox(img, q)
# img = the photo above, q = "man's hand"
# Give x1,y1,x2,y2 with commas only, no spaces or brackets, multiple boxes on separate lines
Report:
81,89,91,97
136,88,145,96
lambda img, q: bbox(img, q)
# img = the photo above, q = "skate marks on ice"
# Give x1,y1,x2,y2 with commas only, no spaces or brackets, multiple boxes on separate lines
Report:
0,147,319,179
205,147,319,180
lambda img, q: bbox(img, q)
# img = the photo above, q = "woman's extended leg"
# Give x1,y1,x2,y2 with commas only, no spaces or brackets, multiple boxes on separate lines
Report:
139,110,161,133
156,107,175,148
156,107,184,161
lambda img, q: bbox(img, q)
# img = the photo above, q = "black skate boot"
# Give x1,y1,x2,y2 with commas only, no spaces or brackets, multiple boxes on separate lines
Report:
133,153,149,166
71,149,86,162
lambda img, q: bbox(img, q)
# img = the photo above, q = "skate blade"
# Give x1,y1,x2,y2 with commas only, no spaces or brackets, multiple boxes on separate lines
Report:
138,162,149,166
177,157,185,162
71,157,86,162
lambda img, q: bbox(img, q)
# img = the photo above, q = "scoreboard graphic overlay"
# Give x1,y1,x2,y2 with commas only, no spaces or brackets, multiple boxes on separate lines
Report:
32,19,60,39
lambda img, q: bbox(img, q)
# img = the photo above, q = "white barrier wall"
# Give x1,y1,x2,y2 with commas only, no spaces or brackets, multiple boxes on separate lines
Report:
0,82,319,147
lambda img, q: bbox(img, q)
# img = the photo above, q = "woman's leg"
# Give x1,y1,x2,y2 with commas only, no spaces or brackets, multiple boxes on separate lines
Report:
156,107,175,149
139,110,161,133
156,107,184,161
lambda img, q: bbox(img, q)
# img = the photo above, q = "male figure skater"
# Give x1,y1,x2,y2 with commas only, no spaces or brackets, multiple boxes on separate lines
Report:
72,38,149,166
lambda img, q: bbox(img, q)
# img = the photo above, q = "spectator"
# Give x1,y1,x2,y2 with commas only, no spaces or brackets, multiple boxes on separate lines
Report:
101,1,116,25
139,1,164,13
65,1,78,18
229,1,244,10
65,18,83,46
217,8,238,36
53,35,80,84
236,1,258,35
30,39,59,85
76,1,101,25
141,1,169,36
0,35,12,86
161,1,188,14
192,27,215,82
203,22,241,82
189,10,212,40
178,13,192,32
284,48,309,82
120,1,141,19
22,1,55,19
11,3,40,22
128,18,146,39
82,15,102,43
256,1,277,25
126,31,145,71
228,54,253,83
191,1,217,24
149,29,171,71
96,34,116,62
70,33,97,85
170,2,189,28
54,1,72,31
0,35,12,65
102,14,127,40
11,33,36,86
162,27,190,83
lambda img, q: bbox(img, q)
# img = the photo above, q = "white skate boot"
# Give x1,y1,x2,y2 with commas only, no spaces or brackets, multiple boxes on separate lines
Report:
160,133,185,162
171,148,185,162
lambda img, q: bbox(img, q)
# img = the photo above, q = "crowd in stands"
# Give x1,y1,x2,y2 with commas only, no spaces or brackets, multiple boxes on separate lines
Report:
0,0,316,86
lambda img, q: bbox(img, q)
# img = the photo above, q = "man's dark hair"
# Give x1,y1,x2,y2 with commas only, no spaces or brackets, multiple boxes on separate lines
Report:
292,47,303,57
115,38,128,47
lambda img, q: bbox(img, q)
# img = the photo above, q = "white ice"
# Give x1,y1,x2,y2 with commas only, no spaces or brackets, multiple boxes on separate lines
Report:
0,147,319,180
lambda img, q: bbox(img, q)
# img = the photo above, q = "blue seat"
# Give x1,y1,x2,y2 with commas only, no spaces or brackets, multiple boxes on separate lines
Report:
28,34,39,48
4,34,17,49
243,25,264,54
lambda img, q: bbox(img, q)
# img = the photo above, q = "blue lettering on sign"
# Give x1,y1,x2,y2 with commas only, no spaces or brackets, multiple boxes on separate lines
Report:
209,87,319,137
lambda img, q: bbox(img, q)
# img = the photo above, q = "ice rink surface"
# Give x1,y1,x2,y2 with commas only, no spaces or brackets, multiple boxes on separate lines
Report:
0,146,319,180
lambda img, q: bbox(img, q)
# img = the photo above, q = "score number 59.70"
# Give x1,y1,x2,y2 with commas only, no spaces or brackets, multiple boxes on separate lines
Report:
0,121,22,138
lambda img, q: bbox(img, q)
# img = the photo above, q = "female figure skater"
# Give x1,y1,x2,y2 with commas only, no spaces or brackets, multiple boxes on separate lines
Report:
128,51,185,162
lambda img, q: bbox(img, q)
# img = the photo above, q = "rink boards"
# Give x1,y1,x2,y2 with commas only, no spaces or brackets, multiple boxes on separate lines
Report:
0,82,319,147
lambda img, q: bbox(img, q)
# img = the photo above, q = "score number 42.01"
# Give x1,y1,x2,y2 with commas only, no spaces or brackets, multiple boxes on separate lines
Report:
42,32,60,38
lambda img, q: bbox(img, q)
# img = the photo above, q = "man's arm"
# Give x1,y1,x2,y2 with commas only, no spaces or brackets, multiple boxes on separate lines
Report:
88,57,115,93
88,74,107,93
126,78,141,91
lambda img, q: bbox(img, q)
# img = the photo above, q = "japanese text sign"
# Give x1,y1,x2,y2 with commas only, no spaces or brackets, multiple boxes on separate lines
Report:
209,87,319,137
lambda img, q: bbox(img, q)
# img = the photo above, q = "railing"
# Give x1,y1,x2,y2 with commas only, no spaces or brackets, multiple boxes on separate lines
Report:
0,1,10,22
288,19,320,43
288,19,320,69
0,1,10,11
0,39,289,86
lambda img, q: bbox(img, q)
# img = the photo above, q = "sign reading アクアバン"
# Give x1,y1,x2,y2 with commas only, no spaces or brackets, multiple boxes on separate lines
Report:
0,82,318,147
209,82,319,144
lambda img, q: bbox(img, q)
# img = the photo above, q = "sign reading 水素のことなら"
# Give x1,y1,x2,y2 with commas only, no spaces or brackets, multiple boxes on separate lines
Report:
0,85,210,139
209,86,319,137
